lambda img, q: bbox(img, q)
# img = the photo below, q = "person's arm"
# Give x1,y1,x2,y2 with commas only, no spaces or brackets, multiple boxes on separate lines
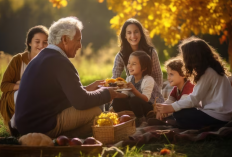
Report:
171,69,213,112
139,76,155,102
163,87,176,104
112,53,124,79
56,58,112,110
164,97,175,104
127,82,149,102
84,80,104,91
1,56,20,92
151,49,163,91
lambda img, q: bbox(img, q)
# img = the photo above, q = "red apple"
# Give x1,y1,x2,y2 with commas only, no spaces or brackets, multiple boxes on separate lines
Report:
119,115,131,123
160,148,171,155
83,137,97,145
69,138,82,146
56,135,69,146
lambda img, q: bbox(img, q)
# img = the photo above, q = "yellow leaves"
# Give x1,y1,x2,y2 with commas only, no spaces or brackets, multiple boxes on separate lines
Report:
169,3,176,12
198,16,203,21
119,13,124,18
136,4,142,10
98,0,232,46
98,0,104,3
148,15,154,20
164,20,171,28
49,0,67,9
209,28,215,34
123,1,128,6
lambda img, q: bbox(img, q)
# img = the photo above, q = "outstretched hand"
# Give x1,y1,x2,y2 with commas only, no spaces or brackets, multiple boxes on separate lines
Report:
85,80,104,91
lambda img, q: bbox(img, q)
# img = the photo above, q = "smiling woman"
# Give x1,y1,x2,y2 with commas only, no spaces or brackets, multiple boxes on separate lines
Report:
0,25,48,126
112,18,163,92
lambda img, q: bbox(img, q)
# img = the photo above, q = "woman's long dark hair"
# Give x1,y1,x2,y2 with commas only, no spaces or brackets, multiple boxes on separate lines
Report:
119,18,154,65
179,37,230,83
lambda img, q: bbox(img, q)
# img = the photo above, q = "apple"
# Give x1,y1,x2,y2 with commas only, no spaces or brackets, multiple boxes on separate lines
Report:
69,138,82,146
119,115,131,123
160,148,171,155
83,137,97,145
56,135,69,146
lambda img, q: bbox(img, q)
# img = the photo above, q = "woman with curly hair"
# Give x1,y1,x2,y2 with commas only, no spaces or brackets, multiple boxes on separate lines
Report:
156,37,232,129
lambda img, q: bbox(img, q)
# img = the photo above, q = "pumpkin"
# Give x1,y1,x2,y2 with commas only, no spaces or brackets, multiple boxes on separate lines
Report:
19,133,54,146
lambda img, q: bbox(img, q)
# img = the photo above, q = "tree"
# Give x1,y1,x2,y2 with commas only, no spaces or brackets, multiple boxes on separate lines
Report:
50,0,232,70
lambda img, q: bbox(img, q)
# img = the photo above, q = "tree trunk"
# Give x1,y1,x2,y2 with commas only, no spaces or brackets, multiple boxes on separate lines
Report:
227,20,232,72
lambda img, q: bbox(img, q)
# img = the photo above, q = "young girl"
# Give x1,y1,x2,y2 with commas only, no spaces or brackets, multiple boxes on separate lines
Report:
156,37,232,129
112,18,163,91
156,58,194,120
111,51,164,126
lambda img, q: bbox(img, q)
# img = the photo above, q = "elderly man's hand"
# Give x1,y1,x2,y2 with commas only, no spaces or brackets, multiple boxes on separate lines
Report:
85,80,104,91
156,103,175,114
107,88,118,100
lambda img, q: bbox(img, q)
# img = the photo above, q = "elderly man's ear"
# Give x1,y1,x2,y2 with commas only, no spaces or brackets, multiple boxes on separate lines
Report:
61,35,69,45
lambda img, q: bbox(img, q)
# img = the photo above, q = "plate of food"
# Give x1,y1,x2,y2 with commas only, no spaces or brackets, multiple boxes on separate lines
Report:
98,77,130,92
114,88,132,92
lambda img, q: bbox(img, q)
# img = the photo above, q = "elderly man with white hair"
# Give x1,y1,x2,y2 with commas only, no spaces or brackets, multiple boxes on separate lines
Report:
15,17,117,138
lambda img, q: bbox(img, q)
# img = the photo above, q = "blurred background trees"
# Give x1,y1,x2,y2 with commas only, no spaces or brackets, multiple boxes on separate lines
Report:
0,0,231,75
99,0,232,69
48,0,232,70
0,0,116,54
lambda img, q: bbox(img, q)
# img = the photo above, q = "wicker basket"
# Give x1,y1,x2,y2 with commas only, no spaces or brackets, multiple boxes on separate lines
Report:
92,117,136,144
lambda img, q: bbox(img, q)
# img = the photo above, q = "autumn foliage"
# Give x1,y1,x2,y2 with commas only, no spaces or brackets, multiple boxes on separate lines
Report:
49,0,232,69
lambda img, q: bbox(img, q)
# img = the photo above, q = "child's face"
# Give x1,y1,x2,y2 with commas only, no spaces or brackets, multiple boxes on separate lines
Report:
167,67,185,87
127,55,143,77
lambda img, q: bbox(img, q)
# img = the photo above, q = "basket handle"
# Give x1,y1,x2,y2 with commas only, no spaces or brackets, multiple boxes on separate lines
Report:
94,116,114,126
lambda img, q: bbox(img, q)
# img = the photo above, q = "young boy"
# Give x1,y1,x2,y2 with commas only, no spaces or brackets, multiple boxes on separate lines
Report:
156,58,194,120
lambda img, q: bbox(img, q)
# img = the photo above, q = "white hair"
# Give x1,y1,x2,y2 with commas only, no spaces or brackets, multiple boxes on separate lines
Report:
48,17,83,45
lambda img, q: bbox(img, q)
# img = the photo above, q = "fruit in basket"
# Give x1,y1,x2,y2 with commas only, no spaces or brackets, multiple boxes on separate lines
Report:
83,137,97,145
69,138,82,146
119,115,132,123
97,112,120,126
56,135,70,146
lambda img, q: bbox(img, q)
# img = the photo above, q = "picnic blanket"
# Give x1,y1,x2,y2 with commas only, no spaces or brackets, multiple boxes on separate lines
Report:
114,120,232,147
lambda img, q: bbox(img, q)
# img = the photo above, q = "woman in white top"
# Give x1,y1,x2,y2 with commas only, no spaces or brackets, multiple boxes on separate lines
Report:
111,51,164,126
156,37,232,129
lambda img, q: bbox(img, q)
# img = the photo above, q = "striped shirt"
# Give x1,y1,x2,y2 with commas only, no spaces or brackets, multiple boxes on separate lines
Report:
112,49,163,92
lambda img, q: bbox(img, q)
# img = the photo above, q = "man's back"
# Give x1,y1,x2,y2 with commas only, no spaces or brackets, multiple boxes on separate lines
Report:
15,48,72,134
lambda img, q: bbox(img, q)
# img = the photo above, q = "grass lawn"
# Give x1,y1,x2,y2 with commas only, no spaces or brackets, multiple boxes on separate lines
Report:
1,114,232,157
141,135,232,157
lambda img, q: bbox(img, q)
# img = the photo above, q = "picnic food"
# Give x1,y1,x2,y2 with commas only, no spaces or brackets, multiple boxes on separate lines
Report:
69,138,82,146
19,133,53,146
83,137,97,145
97,112,120,126
56,135,70,146
104,77,127,89
119,115,132,123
